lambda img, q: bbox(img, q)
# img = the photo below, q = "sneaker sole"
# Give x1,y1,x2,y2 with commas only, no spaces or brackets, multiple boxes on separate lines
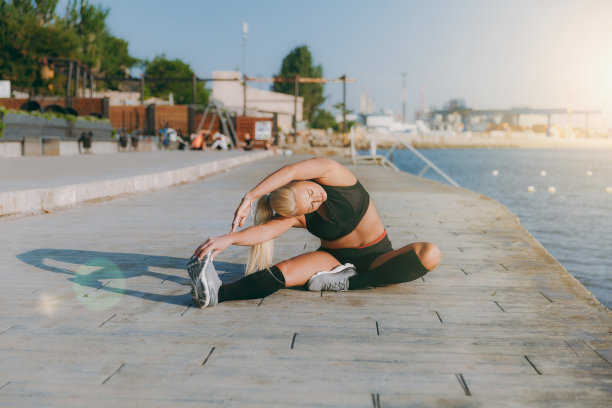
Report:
187,261,203,307
307,263,356,288
188,251,213,308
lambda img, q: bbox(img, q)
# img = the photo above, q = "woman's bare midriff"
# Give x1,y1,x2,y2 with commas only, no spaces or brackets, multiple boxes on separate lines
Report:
295,200,385,249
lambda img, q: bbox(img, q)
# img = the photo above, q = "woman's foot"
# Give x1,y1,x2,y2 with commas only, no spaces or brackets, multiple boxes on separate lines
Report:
307,263,356,292
187,251,222,307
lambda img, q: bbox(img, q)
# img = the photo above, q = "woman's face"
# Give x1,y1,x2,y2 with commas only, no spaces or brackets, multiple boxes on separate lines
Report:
293,181,327,215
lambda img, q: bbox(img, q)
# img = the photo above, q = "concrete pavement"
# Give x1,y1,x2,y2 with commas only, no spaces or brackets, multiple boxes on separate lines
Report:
0,150,272,217
0,155,610,407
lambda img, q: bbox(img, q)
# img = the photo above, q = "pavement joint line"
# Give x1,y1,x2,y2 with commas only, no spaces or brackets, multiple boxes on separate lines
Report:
564,340,582,357
201,347,216,366
592,350,612,367
371,393,381,408
290,333,297,349
460,268,469,275
457,247,464,252
161,275,171,284
455,373,471,396
102,362,125,385
257,297,265,306
581,340,612,366
95,281,110,291
0,325,15,336
0,381,9,391
435,311,443,324
539,292,554,302
99,314,117,328
375,321,380,336
494,301,506,312
500,263,511,271
19,288,40,299
180,305,191,316
524,355,542,375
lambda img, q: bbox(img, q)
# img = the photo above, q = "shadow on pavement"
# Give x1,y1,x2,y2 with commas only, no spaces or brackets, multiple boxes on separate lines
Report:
17,249,246,306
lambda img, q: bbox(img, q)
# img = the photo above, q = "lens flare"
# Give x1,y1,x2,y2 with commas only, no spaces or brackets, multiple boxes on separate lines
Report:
72,258,125,311
37,293,62,316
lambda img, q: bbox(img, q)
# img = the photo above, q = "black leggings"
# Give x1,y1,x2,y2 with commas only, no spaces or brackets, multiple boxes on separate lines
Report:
348,249,429,289
318,235,430,289
217,237,429,302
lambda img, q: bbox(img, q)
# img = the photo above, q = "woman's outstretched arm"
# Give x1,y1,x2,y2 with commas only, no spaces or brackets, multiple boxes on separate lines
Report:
195,215,300,260
232,158,352,232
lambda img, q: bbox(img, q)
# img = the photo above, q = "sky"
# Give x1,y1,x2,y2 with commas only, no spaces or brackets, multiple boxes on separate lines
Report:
59,0,612,125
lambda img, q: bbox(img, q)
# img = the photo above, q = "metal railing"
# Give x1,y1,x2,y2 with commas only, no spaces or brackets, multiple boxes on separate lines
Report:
350,127,460,187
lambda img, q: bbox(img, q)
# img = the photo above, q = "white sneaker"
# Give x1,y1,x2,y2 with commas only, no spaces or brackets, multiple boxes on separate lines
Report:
307,263,356,292
187,251,222,307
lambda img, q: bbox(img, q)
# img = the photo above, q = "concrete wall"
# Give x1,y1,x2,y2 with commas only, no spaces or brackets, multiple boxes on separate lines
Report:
0,139,161,158
58,141,118,155
0,141,21,157
1,113,113,141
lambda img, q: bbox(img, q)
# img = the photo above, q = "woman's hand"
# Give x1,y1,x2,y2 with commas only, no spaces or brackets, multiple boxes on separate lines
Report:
231,196,253,233
193,234,234,260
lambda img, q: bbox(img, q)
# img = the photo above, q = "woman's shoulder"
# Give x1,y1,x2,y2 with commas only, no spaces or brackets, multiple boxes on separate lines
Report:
310,161,358,187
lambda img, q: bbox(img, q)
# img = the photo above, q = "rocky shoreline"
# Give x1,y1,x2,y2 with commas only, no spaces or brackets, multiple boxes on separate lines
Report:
284,128,612,155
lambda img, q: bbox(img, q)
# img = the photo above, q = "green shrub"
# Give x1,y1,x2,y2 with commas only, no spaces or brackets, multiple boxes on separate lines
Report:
0,108,108,124
0,107,110,139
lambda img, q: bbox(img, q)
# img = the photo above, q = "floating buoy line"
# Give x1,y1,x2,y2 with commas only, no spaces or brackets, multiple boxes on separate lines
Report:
488,169,611,194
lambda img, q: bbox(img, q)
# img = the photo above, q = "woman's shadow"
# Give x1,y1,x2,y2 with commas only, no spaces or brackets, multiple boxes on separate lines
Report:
17,249,246,306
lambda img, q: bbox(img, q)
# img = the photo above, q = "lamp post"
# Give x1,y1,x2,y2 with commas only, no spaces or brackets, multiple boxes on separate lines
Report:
401,72,406,123
241,22,248,116
241,22,248,76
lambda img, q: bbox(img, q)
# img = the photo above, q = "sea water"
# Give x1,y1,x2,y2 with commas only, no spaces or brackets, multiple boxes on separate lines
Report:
380,147,612,310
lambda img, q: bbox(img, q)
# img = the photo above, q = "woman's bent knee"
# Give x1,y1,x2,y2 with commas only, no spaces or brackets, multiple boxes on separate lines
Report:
417,243,441,271
275,251,341,287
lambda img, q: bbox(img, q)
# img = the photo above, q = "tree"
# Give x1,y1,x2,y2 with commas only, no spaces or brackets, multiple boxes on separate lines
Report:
310,109,336,129
63,0,137,89
0,0,137,94
0,0,79,94
272,45,325,123
144,55,209,105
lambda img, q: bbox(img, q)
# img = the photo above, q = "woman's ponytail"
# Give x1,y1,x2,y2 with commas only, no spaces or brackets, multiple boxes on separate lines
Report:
245,197,275,275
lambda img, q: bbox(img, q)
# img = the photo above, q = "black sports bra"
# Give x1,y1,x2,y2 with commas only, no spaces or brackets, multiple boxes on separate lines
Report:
304,179,370,241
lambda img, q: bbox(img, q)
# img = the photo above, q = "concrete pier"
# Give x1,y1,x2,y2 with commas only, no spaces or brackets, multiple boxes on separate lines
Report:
0,155,610,407
0,150,272,218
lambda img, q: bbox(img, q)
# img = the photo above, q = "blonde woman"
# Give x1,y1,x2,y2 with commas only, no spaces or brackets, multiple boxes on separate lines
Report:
189,157,441,307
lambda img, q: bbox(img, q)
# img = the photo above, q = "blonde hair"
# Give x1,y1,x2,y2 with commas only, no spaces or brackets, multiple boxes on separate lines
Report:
245,181,300,275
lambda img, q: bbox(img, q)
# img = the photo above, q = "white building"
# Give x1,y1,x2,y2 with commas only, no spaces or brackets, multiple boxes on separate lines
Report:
366,113,417,133
212,71,303,132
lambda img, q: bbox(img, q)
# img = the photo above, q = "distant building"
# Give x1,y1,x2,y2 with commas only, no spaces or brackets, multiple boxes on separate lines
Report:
365,112,417,133
212,71,303,132
419,98,603,136
91,90,140,106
